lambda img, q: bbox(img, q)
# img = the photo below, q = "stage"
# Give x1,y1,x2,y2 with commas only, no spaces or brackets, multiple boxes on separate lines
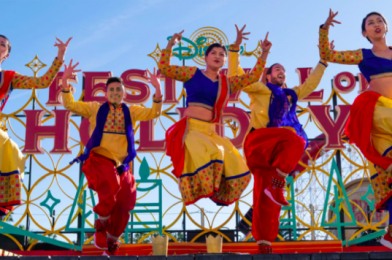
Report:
1,241,391,259
2,252,392,260
1,6,392,260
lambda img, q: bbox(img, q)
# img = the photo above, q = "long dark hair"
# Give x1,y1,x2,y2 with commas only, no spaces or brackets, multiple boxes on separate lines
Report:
361,12,388,43
0,35,11,53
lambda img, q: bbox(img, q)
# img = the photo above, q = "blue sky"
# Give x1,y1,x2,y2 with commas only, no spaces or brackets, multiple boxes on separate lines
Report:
2,0,392,243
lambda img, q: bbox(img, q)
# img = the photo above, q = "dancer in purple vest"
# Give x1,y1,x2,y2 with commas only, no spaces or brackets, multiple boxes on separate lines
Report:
62,60,162,255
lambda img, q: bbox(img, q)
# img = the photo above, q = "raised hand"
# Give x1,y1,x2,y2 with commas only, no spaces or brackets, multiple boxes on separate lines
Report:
62,59,81,89
329,40,335,52
145,67,162,98
55,37,72,62
167,30,184,49
234,24,250,49
322,9,341,30
260,32,272,53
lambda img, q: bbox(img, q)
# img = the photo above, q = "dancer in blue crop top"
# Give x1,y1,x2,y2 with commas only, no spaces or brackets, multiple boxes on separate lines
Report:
0,35,69,217
159,25,269,207
319,10,392,249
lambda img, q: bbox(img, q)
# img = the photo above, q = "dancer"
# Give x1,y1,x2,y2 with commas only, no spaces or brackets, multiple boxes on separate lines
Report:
62,61,162,255
0,35,69,216
229,26,330,253
319,9,392,249
160,26,268,206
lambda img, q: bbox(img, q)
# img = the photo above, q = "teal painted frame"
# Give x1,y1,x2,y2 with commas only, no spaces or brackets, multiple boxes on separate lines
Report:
279,176,298,240
0,158,163,251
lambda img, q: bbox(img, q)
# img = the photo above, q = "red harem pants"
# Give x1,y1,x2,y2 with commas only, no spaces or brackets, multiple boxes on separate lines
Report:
244,127,305,243
82,152,136,238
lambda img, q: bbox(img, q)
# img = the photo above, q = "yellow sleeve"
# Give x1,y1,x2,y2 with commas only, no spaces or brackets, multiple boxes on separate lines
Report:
227,45,268,94
227,45,246,77
11,58,63,89
319,28,363,64
130,95,162,123
242,81,271,94
228,48,266,93
158,49,197,82
61,86,96,118
293,62,327,101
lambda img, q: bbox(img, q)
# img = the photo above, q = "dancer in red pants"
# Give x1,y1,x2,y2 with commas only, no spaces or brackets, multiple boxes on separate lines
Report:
244,128,306,252
228,26,331,253
62,61,162,255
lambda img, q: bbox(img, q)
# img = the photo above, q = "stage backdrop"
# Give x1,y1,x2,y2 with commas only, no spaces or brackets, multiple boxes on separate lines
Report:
0,27,385,251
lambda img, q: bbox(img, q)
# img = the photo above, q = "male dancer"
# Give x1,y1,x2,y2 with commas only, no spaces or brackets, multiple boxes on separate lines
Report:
61,60,162,255
229,25,331,253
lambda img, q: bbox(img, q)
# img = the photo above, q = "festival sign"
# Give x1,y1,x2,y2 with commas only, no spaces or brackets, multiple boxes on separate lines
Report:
21,27,368,154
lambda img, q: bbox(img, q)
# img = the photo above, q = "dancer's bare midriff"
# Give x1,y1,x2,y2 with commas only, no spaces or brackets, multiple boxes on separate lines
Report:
368,77,392,99
185,106,214,122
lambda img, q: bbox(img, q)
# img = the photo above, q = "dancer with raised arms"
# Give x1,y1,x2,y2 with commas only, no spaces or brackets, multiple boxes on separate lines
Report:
62,61,163,255
229,25,330,253
0,36,70,217
160,26,269,206
319,9,392,249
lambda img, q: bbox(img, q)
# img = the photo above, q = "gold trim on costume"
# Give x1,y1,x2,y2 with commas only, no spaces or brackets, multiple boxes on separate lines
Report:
188,118,216,135
370,72,392,80
188,102,213,111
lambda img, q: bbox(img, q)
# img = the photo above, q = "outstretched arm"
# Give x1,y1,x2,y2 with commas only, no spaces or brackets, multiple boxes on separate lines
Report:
228,24,250,77
293,62,328,100
228,25,268,93
229,31,270,93
61,60,95,118
131,67,162,123
12,37,72,89
319,9,362,64
158,30,197,82
294,42,335,100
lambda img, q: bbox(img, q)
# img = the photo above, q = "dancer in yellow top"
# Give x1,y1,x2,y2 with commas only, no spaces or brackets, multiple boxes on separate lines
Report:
62,60,162,255
229,26,329,253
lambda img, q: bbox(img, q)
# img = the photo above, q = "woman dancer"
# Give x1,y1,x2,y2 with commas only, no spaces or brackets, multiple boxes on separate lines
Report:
160,25,270,206
319,10,392,248
0,35,70,216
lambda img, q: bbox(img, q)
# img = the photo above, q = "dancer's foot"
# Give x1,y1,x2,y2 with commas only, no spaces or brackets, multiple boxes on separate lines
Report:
94,219,108,250
258,244,273,254
105,236,120,255
264,176,289,206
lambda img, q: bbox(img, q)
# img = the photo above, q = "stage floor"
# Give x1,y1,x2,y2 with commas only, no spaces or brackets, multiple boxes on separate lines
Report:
3,241,392,258
2,252,392,260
